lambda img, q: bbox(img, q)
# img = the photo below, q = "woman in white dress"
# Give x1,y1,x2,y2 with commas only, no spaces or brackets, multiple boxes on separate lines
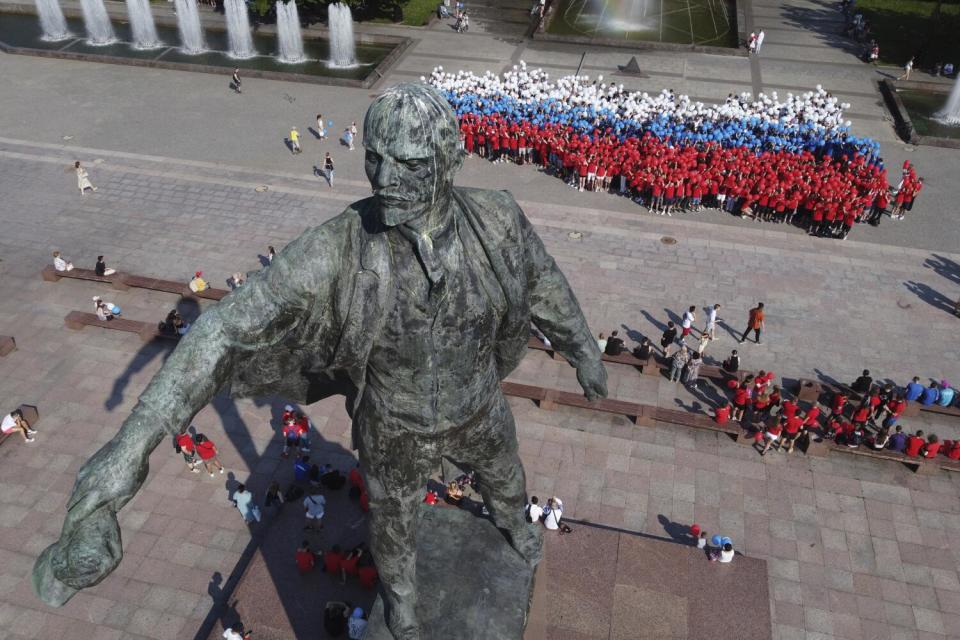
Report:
75,161,97,195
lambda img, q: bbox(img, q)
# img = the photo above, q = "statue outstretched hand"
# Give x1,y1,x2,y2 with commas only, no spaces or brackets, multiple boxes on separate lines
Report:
576,359,608,402
33,419,158,606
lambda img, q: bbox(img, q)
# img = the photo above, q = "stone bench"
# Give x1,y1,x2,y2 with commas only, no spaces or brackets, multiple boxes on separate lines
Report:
918,402,960,420
0,404,38,447
0,336,15,357
652,406,741,438
42,264,129,290
828,440,960,474
64,311,179,343
526,336,653,372
43,264,228,301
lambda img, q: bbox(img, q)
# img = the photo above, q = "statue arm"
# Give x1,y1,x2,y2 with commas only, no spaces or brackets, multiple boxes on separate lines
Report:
519,210,607,399
34,227,337,606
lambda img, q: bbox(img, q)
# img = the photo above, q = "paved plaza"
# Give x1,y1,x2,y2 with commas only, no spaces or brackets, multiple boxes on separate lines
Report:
1,0,960,638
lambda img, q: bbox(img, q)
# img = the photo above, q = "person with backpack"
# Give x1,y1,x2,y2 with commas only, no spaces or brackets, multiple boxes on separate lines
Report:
525,496,543,523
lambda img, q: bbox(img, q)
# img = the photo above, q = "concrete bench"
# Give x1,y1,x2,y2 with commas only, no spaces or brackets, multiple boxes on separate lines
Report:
526,336,653,372
0,336,15,357
42,264,129,290
64,311,178,343
43,264,228,301
0,404,38,447
918,402,960,420
502,380,647,422
652,406,741,438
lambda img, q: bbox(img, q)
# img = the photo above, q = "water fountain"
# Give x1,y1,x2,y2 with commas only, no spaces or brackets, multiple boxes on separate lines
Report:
225,0,256,58
79,0,116,44
276,0,305,63
34,0,70,41
173,0,205,53
327,2,356,67
935,79,960,126
125,0,162,48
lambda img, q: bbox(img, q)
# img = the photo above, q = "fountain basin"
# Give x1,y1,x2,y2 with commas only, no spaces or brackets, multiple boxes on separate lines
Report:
879,79,960,149
0,6,409,87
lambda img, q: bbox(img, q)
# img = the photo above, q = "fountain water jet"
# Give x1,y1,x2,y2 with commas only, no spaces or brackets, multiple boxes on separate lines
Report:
225,0,256,58
935,79,960,126
125,0,162,48
79,0,116,44
173,0,205,53
327,2,356,67
34,0,70,41
276,0,305,63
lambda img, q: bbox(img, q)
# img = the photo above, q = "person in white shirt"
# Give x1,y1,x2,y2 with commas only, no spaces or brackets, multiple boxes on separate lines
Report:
755,29,765,53
1,409,36,443
681,305,696,342
719,543,735,563
52,251,73,272
303,492,326,530
222,623,251,640
596,333,607,353
543,496,563,530
697,532,708,549
92,296,121,317
526,496,544,523
704,303,720,340
94,298,114,322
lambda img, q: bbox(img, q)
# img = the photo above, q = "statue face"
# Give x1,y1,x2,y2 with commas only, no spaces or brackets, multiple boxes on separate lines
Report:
363,84,462,226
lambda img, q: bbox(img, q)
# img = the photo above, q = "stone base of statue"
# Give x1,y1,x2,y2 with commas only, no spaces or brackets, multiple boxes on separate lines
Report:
363,503,539,640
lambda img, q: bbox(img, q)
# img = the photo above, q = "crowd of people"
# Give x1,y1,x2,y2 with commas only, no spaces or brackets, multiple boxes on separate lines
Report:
427,63,923,237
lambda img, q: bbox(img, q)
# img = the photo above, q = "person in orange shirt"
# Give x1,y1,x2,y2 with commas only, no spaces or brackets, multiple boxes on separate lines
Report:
739,302,765,345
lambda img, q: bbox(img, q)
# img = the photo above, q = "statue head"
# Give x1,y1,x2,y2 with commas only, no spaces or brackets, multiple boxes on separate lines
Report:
363,82,463,226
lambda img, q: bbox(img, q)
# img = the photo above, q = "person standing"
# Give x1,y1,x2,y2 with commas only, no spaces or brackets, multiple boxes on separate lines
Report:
75,161,97,195
660,321,678,357
290,126,302,154
704,303,720,340
175,431,199,473
739,302,765,345
670,345,689,384
323,152,335,187
897,57,914,81
681,305,697,343
755,29,765,53
316,113,326,142
195,433,225,477
231,68,242,94
303,491,326,531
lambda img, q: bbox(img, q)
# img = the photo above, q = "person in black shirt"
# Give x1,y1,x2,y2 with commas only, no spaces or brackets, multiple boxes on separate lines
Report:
95,255,116,277
604,330,625,356
851,369,873,394
632,337,652,360
723,349,740,373
660,321,677,356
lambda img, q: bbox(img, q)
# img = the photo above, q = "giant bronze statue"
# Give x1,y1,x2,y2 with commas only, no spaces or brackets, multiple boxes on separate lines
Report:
33,83,607,639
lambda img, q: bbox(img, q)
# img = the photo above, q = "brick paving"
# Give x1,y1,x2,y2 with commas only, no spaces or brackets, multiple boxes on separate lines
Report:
1,0,960,638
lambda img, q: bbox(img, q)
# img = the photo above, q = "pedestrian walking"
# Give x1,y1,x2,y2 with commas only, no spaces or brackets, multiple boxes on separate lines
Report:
739,302,765,345
755,29,765,53
231,68,242,94
323,152,335,187
195,433,225,477
290,126,302,154
897,57,914,81
704,303,720,340
75,161,97,195
342,127,355,150
316,113,326,142
681,305,697,342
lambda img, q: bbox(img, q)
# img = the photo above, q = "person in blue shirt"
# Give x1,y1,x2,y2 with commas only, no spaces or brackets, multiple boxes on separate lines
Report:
294,454,311,483
937,380,955,407
904,376,925,402
920,382,940,406
887,425,908,452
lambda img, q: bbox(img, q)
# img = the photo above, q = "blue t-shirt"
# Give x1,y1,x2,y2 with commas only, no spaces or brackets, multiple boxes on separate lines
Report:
905,382,924,402
294,459,311,482
921,387,939,406
938,387,955,407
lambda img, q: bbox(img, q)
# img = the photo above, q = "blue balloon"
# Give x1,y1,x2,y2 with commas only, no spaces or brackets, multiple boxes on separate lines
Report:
711,535,722,546
721,537,732,546
328,120,334,127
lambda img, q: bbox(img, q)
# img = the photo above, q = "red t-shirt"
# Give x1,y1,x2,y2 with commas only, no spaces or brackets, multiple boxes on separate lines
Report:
785,416,803,435
341,554,360,576
853,406,870,424
803,407,821,426
360,490,370,512
349,467,364,489
176,434,195,454
196,440,217,460
358,566,378,590
923,442,941,458
947,442,960,460
887,400,905,417
295,549,315,574
734,388,749,407
324,551,343,574
766,423,782,437
904,436,924,457
714,405,731,425
782,401,798,419
832,395,847,414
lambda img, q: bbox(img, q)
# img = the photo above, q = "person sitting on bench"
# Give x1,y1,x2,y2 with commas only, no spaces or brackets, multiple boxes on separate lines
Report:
92,296,120,318
94,298,114,322
604,330,625,356
188,271,208,293
632,337,652,360
52,251,74,272
95,255,116,277
1,409,36,443
851,369,872,394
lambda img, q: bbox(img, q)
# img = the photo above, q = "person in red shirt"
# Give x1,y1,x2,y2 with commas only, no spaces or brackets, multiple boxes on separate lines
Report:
295,541,316,574
945,440,960,460
732,381,751,422
359,488,370,513
324,544,344,576
713,402,732,426
357,560,379,590
782,415,805,454
339,547,363,584
175,431,198,473
349,464,365,490
802,406,821,431
781,399,798,420
760,419,782,455
194,433,224,477
423,490,439,505
922,434,941,458
904,430,925,457
831,392,848,418
852,404,871,428
880,394,906,428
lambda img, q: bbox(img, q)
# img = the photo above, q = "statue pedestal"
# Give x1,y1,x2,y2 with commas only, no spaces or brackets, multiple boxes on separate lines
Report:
364,504,538,640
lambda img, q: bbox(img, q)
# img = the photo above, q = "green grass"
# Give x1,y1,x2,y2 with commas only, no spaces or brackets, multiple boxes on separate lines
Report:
399,0,438,25
857,0,960,67
546,0,737,48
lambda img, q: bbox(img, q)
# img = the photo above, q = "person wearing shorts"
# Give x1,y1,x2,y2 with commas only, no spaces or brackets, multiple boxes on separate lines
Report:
303,492,326,531
760,419,782,455
195,433,224,477
1,409,36,443
175,431,199,473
